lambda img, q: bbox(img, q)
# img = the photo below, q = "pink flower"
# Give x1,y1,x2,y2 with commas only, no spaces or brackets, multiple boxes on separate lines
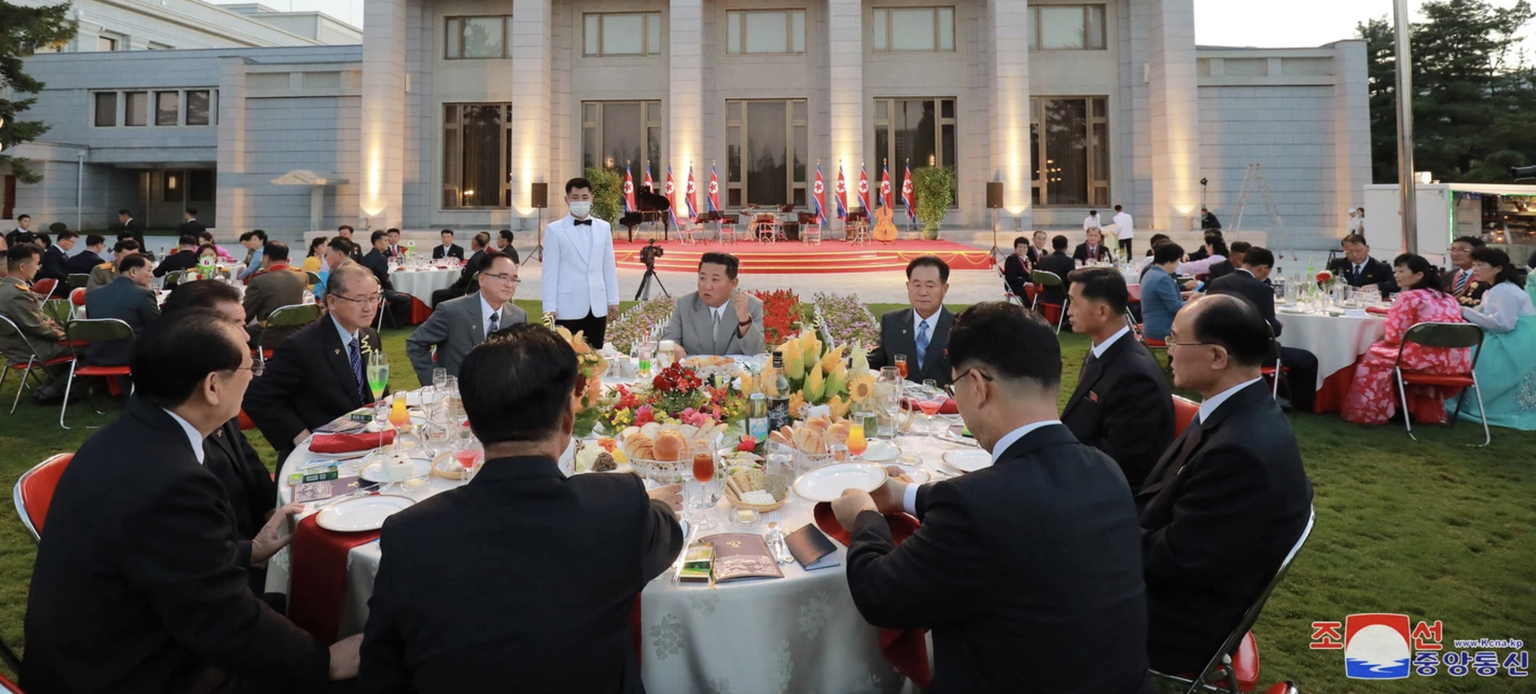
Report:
635,405,655,425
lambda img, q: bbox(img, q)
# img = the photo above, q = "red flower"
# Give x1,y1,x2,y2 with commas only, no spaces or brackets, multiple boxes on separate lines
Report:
737,435,756,452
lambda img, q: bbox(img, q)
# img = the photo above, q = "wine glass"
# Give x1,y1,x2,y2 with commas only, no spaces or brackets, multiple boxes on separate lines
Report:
917,379,944,440
689,441,717,530
894,354,909,380
366,351,390,403
452,437,482,482
846,420,868,459
433,367,448,390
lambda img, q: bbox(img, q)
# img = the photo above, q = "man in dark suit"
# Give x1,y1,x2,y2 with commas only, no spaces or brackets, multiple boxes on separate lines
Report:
83,252,160,366
5,214,35,248
336,225,365,263
1327,233,1398,299
1200,207,1222,232
1139,294,1314,673
832,302,1152,694
39,229,74,282
1205,240,1248,283
244,264,385,462
66,234,106,274
1073,227,1114,264
117,209,147,252
1002,236,1032,300
154,235,200,277
243,241,309,349
22,311,360,693
406,252,527,385
432,231,492,307
1443,235,1490,305
360,324,685,693
1062,267,1173,491
363,230,416,329
383,228,403,258
1036,234,1077,307
432,229,465,260
178,208,206,238
869,256,955,387
1208,247,1320,411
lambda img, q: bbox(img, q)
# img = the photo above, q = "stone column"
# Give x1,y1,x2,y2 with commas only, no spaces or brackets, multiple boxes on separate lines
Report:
215,57,247,234
510,0,553,215
1147,0,1200,233
669,0,704,220
988,0,1031,228
360,0,407,229
827,0,863,215
1333,40,1371,232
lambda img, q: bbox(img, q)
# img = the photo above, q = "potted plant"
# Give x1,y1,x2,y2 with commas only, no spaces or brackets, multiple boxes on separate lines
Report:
583,166,623,224
912,166,956,240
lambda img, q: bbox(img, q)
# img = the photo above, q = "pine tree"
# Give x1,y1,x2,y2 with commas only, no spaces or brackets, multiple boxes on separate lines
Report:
0,1,79,184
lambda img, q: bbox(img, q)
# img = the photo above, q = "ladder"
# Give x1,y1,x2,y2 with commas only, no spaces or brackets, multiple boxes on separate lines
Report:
1229,163,1286,245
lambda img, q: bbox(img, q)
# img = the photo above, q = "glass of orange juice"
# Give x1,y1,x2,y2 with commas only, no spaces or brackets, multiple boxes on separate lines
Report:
847,422,868,459
389,392,411,429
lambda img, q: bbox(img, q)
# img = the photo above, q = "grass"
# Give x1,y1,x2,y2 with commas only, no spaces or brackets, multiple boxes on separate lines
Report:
1,301,1533,693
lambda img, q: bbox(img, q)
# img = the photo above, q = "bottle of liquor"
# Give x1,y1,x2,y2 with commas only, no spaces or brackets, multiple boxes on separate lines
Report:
767,351,791,431
747,393,768,445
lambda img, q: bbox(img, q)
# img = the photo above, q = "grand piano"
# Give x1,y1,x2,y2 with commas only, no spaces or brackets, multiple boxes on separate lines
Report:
618,187,674,242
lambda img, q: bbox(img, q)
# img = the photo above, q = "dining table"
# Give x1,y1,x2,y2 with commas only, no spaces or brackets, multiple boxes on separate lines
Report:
1276,305,1388,413
388,265,458,305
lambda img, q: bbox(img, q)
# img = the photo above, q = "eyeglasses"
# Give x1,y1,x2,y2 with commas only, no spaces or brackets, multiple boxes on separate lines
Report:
1166,340,1214,352
481,272,520,285
232,352,265,377
331,292,384,305
944,369,994,398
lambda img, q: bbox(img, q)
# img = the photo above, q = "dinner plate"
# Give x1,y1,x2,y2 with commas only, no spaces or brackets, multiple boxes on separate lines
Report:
793,463,887,502
861,439,901,462
316,494,415,532
359,458,432,483
941,449,993,474
1276,306,1308,314
882,463,931,485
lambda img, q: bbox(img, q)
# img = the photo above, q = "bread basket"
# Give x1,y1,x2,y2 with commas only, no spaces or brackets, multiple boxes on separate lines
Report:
722,471,789,512
626,455,690,484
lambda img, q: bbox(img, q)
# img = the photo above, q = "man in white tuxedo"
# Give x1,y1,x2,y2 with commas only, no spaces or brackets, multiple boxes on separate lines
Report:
541,177,620,348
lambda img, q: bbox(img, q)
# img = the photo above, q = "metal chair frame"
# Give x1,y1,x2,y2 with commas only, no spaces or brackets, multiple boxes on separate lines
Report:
257,303,323,355
1028,269,1068,334
59,318,136,429
802,222,822,245
997,265,1022,306
1391,322,1490,446
0,314,75,414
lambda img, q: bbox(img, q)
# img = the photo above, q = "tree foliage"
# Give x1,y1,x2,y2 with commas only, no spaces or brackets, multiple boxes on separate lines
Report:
0,1,79,184
911,166,956,239
583,166,622,224
1359,0,1536,183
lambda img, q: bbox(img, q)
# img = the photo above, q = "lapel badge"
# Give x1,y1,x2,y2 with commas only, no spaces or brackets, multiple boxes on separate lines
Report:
1088,391,1099,403
334,349,341,355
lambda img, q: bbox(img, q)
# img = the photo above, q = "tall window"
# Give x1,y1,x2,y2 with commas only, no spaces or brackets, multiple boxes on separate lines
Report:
726,10,806,55
873,97,957,203
726,99,808,207
125,92,147,127
1028,5,1106,50
186,90,211,126
581,101,664,179
584,13,662,56
1030,96,1109,206
155,91,179,126
98,36,119,51
442,103,514,209
872,7,954,52
94,92,117,127
445,16,511,59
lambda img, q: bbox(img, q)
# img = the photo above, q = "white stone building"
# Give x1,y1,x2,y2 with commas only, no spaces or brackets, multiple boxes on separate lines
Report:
6,0,1370,251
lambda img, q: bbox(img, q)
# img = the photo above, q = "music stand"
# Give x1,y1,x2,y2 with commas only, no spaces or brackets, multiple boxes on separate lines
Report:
986,182,1004,263
524,182,548,265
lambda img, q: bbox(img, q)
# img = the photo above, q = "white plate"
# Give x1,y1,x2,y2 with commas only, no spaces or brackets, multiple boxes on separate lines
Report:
941,449,993,474
793,463,887,502
316,494,416,532
1277,306,1308,314
882,463,931,485
359,458,432,483
861,439,901,462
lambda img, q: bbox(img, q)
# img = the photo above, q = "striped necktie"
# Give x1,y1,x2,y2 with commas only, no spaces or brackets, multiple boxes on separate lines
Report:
1454,270,1470,294
488,310,500,334
915,320,930,371
348,337,366,402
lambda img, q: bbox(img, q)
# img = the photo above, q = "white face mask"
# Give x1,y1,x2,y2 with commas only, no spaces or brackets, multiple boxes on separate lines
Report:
569,201,593,218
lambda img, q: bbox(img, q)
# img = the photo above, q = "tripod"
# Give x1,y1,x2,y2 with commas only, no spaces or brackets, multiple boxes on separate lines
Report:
635,262,670,301
523,207,544,265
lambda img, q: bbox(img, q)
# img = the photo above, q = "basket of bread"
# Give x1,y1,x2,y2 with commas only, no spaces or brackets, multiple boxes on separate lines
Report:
619,421,729,483
767,416,849,469
722,467,790,512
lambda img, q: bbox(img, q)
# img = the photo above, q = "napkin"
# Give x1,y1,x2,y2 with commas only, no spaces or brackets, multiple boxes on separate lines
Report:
1365,306,1390,316
289,514,381,643
310,429,395,454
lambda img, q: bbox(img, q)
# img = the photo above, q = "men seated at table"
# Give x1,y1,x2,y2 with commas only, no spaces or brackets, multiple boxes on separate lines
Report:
1003,236,1033,301
363,229,416,329
39,229,73,283
1073,226,1113,264
153,235,200,278
1443,235,1489,305
1025,229,1049,265
83,252,160,368
66,234,107,275
1327,233,1398,299
87,240,139,294
0,244,70,402
22,310,361,693
1205,240,1248,283
432,231,493,307
831,301,1153,694
384,228,403,258
1207,247,1320,412
238,231,266,282
312,237,355,302
432,229,465,260
661,251,766,358
1138,294,1313,673
407,251,526,385
1141,242,1196,342
496,229,520,264
359,324,685,693
869,256,956,387
1036,234,1077,307
1453,247,1536,430
1341,254,1470,425
245,264,385,462
1061,267,1173,491
244,241,309,350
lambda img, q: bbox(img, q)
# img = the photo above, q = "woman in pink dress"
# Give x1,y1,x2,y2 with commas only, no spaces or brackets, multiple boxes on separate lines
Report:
1342,254,1471,425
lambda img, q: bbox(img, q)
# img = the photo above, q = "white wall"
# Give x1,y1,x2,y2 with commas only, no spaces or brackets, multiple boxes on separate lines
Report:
17,0,342,51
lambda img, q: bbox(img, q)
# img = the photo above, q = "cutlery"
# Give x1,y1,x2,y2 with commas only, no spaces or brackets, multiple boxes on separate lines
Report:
313,484,380,511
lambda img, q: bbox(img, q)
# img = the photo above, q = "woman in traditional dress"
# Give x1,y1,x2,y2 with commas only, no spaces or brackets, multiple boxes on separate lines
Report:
1341,254,1470,425
1450,247,1536,430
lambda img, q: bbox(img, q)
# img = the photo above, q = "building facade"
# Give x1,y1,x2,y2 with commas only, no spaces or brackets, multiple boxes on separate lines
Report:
7,0,1370,251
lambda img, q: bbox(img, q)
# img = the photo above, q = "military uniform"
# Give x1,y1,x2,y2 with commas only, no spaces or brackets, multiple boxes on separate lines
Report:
0,277,68,365
86,261,116,295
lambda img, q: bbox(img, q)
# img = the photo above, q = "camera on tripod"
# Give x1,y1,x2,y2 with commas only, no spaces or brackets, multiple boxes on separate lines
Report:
639,239,664,268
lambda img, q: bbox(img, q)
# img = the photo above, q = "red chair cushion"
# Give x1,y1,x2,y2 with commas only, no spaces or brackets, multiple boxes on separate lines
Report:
21,454,74,536
32,279,58,297
7,356,74,370
1260,366,1289,374
1172,396,1200,438
70,287,86,306
238,410,257,431
1127,284,1142,303
1233,631,1260,691
1400,373,1474,387
74,365,131,377
1144,337,1168,348
1038,302,1063,325
261,349,275,360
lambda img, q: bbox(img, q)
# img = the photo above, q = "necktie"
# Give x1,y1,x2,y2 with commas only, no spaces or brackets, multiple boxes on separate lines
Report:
712,308,721,332
1090,245,1097,260
488,310,500,335
1454,270,1470,294
573,219,592,226
1354,264,1363,279
348,337,366,402
915,320,930,371
1156,422,1205,487
1080,350,1099,380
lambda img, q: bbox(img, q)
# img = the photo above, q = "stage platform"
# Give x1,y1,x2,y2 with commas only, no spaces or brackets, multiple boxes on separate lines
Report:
611,239,995,274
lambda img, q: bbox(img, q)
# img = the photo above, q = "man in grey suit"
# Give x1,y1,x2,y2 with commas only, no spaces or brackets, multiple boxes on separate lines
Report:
662,252,765,358
83,252,160,366
406,251,527,385
868,256,956,387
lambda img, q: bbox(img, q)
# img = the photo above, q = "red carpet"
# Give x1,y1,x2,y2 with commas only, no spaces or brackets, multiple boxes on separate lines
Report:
613,239,993,274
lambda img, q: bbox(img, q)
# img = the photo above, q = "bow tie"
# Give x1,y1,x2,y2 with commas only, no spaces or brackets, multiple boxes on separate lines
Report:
573,219,592,226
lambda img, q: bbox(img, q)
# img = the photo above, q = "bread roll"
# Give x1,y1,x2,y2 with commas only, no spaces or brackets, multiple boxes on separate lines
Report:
654,430,687,462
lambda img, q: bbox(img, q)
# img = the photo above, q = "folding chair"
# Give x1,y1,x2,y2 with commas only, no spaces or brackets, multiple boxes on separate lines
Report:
677,221,699,246
1171,395,1199,438
257,303,323,358
0,314,76,414
13,452,73,542
1028,269,1068,334
1260,323,1288,400
31,277,60,299
0,671,23,693
69,287,86,320
59,318,134,429
1153,505,1317,694
802,223,822,245
306,270,323,286
998,266,1022,306
66,273,91,289
163,270,187,288
1392,322,1489,446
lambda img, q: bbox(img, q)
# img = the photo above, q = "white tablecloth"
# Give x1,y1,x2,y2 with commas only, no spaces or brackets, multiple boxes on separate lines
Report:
275,419,967,693
388,267,458,304
1277,309,1387,387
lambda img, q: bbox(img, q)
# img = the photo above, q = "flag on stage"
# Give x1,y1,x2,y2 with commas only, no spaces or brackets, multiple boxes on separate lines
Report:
857,162,872,213
834,163,848,220
685,165,698,221
880,161,895,211
708,162,721,213
622,164,636,213
902,159,917,223
812,162,827,224
642,163,654,196
665,166,679,228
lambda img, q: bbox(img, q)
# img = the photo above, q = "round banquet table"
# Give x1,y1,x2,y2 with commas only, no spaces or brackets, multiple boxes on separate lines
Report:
387,267,458,305
272,403,966,694
1276,308,1387,413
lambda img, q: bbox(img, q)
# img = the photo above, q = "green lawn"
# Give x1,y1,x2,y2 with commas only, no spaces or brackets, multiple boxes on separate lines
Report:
1,301,1532,692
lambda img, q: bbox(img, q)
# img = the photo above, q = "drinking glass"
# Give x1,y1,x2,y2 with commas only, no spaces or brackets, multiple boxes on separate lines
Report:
875,367,903,438
433,367,448,390
688,441,717,530
894,354,910,380
366,352,390,402
917,379,944,440
847,416,872,459
452,437,482,482
828,442,850,463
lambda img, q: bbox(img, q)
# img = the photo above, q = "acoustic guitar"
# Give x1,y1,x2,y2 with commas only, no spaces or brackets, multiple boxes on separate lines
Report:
872,205,898,243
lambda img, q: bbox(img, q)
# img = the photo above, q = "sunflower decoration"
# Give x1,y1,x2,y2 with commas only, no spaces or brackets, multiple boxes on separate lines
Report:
848,373,876,403
789,392,808,420
826,394,851,419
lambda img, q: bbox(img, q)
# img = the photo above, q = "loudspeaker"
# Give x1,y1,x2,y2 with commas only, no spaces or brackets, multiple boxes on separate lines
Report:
986,182,1004,209
531,182,548,209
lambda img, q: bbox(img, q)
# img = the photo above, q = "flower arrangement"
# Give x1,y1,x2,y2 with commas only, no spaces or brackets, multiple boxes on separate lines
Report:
813,293,880,348
605,297,677,353
580,364,748,437
1315,270,1335,290
554,326,607,413
762,328,876,420
750,289,803,348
